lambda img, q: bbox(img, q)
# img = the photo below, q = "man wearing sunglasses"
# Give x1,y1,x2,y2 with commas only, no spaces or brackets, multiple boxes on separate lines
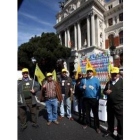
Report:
18,68,40,131
80,68,101,133
103,67,123,140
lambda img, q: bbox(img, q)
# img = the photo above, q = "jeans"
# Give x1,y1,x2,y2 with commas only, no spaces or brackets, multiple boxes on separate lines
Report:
45,98,58,122
60,94,72,118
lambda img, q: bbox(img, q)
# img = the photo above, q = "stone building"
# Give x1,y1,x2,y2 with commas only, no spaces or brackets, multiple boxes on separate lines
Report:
54,0,123,75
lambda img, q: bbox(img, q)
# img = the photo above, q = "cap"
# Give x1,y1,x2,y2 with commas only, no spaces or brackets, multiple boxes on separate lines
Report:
86,67,93,72
78,72,83,76
111,67,119,74
22,68,29,73
62,69,67,72
46,73,53,77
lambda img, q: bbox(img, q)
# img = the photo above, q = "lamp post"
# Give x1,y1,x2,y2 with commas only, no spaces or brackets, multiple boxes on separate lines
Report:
31,57,36,64
31,57,36,78
31,57,37,90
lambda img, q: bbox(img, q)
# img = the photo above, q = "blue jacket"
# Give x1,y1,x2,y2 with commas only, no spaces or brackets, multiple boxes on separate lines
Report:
80,77,101,100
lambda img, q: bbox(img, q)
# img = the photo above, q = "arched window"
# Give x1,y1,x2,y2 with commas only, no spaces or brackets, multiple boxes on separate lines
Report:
119,31,123,44
108,34,114,47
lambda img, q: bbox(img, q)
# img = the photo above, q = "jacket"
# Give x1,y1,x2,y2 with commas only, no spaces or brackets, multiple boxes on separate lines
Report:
18,77,40,107
57,75,73,98
39,80,63,102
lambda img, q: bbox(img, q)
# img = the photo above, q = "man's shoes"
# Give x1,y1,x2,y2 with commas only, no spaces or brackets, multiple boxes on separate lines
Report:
96,128,101,134
20,125,27,132
53,121,59,125
103,132,114,137
32,123,39,128
58,116,64,120
82,125,87,129
47,121,51,126
69,117,74,121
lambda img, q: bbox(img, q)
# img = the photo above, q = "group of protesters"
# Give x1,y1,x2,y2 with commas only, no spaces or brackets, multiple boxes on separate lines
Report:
18,66,123,140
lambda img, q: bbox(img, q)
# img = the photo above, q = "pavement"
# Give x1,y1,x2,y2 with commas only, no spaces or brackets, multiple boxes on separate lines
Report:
18,102,117,140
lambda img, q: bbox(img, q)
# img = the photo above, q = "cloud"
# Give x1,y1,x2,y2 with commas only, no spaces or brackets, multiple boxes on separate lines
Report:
38,0,60,12
19,12,53,26
18,21,55,46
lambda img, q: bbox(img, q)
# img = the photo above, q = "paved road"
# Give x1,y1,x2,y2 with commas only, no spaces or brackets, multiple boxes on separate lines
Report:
18,104,116,140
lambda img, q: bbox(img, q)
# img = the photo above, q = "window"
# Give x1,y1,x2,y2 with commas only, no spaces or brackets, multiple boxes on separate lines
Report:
115,16,117,23
108,5,112,10
119,13,123,21
119,31,123,44
108,18,113,26
119,0,123,4
108,34,114,47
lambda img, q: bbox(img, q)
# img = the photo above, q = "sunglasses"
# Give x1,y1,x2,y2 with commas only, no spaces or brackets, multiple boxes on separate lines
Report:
23,72,28,74
87,70,93,73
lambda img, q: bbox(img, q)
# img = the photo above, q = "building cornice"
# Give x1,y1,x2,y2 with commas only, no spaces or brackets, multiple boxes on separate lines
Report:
105,22,123,33
54,0,106,29
104,3,123,17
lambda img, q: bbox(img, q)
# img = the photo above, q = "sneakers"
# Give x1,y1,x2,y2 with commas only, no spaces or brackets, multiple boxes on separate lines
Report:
69,117,74,121
47,121,51,126
53,121,59,125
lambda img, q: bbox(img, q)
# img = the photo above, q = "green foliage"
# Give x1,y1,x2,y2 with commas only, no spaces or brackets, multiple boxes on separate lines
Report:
18,32,71,75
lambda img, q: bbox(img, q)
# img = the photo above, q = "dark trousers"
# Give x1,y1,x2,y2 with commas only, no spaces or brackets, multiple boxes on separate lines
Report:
83,98,99,129
19,98,37,128
77,97,85,121
107,103,123,139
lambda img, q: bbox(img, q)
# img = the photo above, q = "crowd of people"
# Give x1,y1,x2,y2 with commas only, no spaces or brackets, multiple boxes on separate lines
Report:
18,66,123,140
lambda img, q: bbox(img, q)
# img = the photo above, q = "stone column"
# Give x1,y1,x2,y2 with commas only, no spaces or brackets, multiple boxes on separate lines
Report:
74,23,77,50
59,33,62,45
87,15,90,47
65,29,67,47
97,16,100,47
77,22,81,50
113,16,115,25
67,28,70,48
91,13,95,46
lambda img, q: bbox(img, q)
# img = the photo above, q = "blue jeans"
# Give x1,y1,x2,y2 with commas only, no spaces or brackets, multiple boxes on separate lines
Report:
60,94,72,118
45,98,58,122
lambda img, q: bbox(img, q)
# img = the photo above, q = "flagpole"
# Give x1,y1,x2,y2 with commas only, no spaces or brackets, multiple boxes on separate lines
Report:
32,63,37,90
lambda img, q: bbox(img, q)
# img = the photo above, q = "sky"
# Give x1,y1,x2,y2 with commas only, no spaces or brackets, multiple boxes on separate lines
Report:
18,0,110,47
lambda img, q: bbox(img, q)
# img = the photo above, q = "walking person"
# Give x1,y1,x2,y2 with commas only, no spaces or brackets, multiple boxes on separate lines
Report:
18,68,40,131
80,68,101,133
58,69,74,120
41,72,62,126
103,67,123,140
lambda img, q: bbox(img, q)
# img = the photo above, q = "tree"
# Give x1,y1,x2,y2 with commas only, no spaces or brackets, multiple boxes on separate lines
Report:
18,32,71,77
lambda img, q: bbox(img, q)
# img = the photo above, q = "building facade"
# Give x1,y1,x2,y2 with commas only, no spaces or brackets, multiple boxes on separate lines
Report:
54,0,123,75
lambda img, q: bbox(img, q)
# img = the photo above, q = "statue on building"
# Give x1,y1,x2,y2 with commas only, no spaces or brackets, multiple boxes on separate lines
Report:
59,1,65,10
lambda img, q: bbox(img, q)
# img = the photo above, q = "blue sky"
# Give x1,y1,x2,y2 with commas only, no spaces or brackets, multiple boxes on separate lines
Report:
18,0,110,46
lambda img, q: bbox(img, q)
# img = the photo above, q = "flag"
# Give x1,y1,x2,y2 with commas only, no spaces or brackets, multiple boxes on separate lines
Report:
86,59,96,76
75,62,81,80
35,64,45,85
52,69,57,81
